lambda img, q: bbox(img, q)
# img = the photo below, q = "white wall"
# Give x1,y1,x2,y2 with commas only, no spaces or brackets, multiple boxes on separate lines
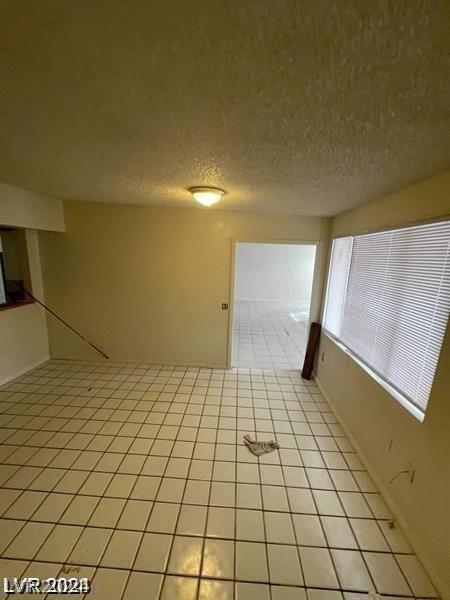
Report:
0,183,64,384
234,242,316,303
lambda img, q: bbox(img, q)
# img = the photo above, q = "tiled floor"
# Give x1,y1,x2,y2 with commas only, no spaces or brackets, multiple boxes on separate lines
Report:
232,300,310,369
0,359,438,599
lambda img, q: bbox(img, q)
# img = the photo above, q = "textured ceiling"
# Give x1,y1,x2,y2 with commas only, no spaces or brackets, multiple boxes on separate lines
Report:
0,0,449,216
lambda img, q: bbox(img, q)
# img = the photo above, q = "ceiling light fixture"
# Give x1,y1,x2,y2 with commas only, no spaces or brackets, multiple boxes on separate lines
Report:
189,186,225,207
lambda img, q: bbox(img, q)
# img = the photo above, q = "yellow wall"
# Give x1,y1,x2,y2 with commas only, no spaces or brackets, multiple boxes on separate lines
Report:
0,181,61,383
38,201,330,366
0,182,64,231
0,183,64,384
0,231,49,384
0,302,49,384
316,171,450,599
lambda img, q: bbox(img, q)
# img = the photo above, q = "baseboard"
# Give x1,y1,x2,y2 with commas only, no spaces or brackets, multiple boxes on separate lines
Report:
134,359,230,370
236,298,309,304
315,376,447,600
0,354,50,387
48,354,230,371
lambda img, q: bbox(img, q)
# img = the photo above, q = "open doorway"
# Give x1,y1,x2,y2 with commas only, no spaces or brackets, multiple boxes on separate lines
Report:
231,241,317,369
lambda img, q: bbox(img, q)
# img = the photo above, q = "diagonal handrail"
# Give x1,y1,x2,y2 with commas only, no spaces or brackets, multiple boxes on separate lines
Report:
12,281,109,360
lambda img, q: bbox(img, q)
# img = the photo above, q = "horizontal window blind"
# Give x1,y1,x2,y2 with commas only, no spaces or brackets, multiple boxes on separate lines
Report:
323,220,450,414
0,273,5,304
323,237,353,337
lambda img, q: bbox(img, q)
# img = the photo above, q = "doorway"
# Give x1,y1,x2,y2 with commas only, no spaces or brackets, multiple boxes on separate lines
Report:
231,241,317,369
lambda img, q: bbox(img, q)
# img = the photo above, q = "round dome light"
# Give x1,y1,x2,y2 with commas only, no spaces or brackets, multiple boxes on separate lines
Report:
189,186,226,207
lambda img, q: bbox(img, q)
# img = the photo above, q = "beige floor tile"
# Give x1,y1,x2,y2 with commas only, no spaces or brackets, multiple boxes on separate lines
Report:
176,504,207,536
235,541,269,582
156,477,185,502
293,514,326,546
160,575,198,600
130,475,160,500
167,536,203,575
394,554,437,597
363,552,410,596
141,455,168,476
378,520,411,553
0,558,29,599
267,544,303,585
117,498,153,531
287,487,316,513
271,586,307,600
122,571,163,599
236,483,262,509
89,567,129,599
308,591,343,599
331,549,374,592
183,480,210,504
165,457,190,478
202,538,234,579
0,519,25,553
299,546,338,588
100,530,142,568
199,578,234,600
339,492,372,518
88,497,126,528
236,508,265,541
4,490,47,519
68,527,113,565
235,581,270,600
0,489,22,514
31,492,73,522
313,489,345,516
4,466,42,489
53,470,90,494
3,521,53,559
206,507,235,538
36,524,82,562
28,467,66,491
363,493,392,519
146,502,180,533
19,561,63,597
210,481,235,507
262,485,289,511
60,495,99,525
78,472,113,496
350,518,390,551
134,532,173,571
321,516,357,549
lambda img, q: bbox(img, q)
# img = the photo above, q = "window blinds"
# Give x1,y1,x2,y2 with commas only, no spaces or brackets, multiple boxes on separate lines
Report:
323,221,450,414
322,237,353,337
0,271,5,305
0,235,5,304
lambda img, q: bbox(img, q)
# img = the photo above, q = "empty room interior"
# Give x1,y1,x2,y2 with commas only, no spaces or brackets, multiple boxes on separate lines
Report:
232,242,317,370
0,2,449,600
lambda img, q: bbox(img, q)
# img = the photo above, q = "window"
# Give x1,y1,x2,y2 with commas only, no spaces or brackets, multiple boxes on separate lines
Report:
0,255,5,304
323,220,450,417
0,228,32,309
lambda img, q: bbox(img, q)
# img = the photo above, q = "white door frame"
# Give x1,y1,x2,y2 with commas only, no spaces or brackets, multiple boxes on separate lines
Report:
226,238,325,369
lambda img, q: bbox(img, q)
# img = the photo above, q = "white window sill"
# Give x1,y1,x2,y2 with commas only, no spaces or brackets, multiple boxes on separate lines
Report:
322,331,425,423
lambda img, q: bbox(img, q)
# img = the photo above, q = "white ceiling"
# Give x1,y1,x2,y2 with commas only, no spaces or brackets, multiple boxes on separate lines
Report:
0,0,449,216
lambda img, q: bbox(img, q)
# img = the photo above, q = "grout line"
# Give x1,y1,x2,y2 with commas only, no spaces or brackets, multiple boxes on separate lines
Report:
0,359,439,600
